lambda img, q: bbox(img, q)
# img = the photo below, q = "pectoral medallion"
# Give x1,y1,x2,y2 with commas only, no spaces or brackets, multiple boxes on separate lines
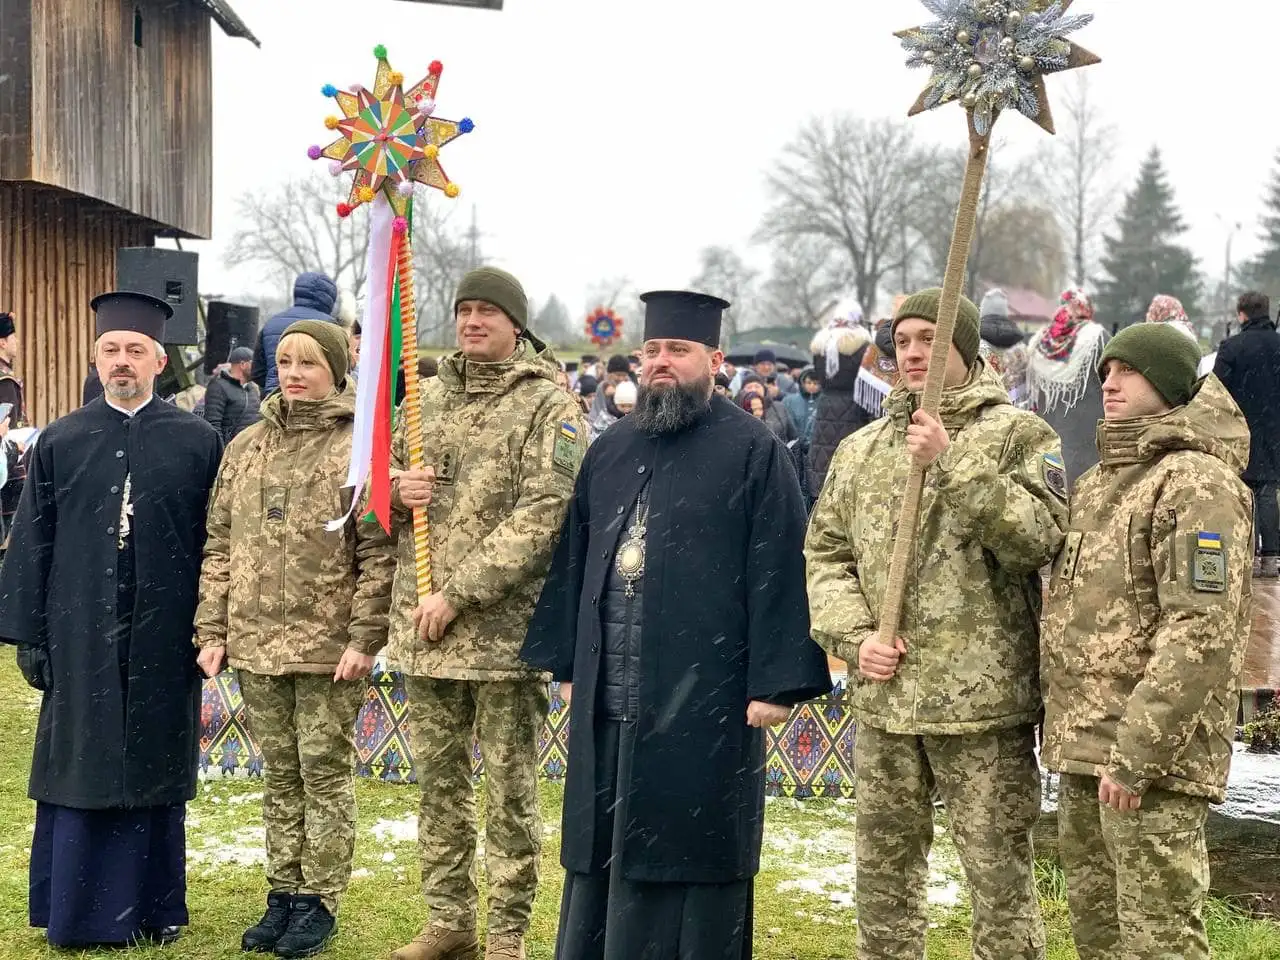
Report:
615,497,649,600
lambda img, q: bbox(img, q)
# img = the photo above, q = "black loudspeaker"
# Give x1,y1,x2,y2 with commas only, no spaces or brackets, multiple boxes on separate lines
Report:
115,247,200,345
204,301,261,374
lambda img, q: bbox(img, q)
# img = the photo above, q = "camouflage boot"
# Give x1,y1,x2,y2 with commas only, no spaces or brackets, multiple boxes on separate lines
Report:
389,925,479,960
484,934,525,960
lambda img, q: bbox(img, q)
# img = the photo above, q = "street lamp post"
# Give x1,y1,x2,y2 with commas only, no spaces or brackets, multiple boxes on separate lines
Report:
1216,214,1241,340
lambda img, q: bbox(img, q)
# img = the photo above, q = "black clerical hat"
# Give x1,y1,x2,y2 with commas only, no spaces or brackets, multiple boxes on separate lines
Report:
91,291,172,341
0,312,14,339
640,291,730,348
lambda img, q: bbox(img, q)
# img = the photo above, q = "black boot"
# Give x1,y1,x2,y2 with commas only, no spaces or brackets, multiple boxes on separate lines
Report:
240,891,294,952
273,895,336,959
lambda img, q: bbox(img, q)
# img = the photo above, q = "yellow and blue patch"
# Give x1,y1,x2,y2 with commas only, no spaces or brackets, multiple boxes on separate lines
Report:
552,421,583,477
1042,452,1068,500
1192,531,1226,593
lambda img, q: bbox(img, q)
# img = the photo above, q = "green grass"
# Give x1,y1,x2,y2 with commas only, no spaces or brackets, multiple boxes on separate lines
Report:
0,658,1276,959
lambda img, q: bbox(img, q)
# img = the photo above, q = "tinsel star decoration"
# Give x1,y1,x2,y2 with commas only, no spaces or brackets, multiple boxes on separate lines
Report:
308,45,474,218
897,0,1099,136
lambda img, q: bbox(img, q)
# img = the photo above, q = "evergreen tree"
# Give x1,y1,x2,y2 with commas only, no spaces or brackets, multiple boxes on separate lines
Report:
1246,150,1280,300
533,294,574,346
1096,147,1202,327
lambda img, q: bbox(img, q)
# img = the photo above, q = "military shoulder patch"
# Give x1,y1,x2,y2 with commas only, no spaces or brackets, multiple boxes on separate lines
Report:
552,421,582,477
1042,452,1068,501
1191,531,1226,593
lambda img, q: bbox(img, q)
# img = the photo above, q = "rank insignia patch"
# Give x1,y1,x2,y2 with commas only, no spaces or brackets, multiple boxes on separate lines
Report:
1043,452,1068,501
1192,531,1226,593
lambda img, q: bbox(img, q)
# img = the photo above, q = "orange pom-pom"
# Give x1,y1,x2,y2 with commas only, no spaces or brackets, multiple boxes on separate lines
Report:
388,71,404,86
324,115,340,130
444,182,460,198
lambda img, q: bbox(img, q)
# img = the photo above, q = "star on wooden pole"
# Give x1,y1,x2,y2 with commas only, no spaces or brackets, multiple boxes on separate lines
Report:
896,0,1100,136
873,0,1098,653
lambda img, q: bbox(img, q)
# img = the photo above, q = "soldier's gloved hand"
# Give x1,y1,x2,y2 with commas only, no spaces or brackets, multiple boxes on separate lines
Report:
15,644,51,692
858,633,907,683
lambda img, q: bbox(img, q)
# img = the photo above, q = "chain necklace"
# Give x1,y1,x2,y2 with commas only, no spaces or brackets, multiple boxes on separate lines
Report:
117,473,133,551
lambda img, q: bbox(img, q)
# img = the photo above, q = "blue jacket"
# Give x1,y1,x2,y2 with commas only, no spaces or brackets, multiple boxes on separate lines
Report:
252,272,339,394
783,389,819,441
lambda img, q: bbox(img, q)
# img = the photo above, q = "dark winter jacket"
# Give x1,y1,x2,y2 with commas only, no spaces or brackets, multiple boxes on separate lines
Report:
252,273,339,394
599,500,643,721
808,344,873,497
1214,316,1280,483
203,370,261,444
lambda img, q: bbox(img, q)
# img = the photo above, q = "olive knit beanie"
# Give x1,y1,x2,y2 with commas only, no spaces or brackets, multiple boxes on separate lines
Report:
892,287,982,367
281,319,349,388
1098,323,1202,408
454,267,528,332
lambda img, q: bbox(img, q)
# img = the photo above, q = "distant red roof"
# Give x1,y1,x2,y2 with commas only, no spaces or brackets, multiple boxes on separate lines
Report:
990,286,1056,327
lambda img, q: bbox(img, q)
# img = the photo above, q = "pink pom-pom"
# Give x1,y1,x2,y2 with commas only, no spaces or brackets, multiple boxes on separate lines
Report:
328,160,344,176
397,180,415,197
392,216,409,235
306,144,322,160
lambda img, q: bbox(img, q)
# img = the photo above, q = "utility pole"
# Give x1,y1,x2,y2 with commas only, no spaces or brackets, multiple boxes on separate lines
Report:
1216,214,1241,340
468,204,479,270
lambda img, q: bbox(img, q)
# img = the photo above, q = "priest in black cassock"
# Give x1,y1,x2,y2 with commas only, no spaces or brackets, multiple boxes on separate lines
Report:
0,291,223,948
521,290,832,960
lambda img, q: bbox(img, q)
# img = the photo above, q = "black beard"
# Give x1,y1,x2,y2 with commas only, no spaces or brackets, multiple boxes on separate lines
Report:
631,376,712,435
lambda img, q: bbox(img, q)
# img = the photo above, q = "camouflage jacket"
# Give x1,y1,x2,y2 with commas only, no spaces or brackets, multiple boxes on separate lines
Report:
1040,375,1253,802
195,384,396,673
806,363,1067,734
389,336,586,680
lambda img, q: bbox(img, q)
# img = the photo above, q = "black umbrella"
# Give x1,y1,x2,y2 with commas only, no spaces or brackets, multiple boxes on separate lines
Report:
724,341,809,369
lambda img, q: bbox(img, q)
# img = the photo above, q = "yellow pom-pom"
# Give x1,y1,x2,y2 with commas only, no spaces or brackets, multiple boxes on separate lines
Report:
444,183,461,199
324,115,340,130
388,71,404,86
424,144,440,160
358,186,375,203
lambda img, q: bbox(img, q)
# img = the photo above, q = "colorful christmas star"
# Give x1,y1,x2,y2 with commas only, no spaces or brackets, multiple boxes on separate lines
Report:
897,0,1100,136
311,46,474,217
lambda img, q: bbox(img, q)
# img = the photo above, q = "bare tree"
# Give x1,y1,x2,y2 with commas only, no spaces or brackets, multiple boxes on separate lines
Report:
225,174,479,346
225,173,370,300
759,236,851,329
690,246,758,341
757,115,931,318
1035,74,1119,288
911,141,1062,294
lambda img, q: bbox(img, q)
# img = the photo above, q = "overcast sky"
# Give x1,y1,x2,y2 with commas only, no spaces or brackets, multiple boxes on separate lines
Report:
193,0,1273,320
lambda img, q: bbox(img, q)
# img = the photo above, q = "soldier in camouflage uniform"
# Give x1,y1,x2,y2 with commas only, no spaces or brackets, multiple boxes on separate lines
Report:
389,268,586,960
195,320,396,958
1040,324,1254,960
806,288,1067,960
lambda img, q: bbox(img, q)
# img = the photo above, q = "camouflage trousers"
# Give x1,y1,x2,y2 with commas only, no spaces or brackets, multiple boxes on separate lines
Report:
404,676,549,936
238,671,367,913
1058,773,1210,960
854,721,1045,960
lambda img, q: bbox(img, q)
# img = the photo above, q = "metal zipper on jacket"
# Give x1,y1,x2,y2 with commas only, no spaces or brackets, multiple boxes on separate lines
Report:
621,592,633,722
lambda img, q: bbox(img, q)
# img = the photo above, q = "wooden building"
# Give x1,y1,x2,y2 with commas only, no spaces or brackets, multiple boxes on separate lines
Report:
0,0,257,424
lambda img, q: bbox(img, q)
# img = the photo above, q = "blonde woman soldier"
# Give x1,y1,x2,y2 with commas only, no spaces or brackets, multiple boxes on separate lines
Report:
195,319,396,959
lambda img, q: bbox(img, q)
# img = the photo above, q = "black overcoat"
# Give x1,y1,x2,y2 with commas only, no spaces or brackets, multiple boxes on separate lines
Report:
522,393,832,884
0,398,222,809
1214,317,1280,483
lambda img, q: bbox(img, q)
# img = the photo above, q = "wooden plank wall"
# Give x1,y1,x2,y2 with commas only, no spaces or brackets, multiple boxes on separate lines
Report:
26,0,213,237
0,0,34,180
0,182,155,425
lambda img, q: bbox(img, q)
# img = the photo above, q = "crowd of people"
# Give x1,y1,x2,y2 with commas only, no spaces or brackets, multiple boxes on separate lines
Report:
0,270,1273,960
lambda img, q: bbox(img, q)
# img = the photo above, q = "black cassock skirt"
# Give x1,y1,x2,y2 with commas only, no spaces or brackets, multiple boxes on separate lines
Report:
555,720,753,960
29,801,189,947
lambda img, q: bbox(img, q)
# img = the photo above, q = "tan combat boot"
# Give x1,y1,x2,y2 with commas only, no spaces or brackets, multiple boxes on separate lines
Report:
390,924,479,960
484,934,526,960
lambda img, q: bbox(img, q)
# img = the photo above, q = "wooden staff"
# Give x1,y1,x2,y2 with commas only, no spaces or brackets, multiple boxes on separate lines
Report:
876,119,991,647
396,228,432,602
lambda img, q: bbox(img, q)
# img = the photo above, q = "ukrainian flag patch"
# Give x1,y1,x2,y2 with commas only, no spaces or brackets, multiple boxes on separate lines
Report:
1197,532,1222,551
559,422,578,441
552,421,582,477
1042,452,1067,500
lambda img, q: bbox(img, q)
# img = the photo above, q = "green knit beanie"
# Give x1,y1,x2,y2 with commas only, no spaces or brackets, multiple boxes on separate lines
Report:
454,267,528,333
281,319,349,388
1098,323,1202,407
892,287,982,367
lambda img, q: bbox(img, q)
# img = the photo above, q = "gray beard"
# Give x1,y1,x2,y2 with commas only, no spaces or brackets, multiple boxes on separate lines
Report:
104,379,144,401
631,376,712,436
